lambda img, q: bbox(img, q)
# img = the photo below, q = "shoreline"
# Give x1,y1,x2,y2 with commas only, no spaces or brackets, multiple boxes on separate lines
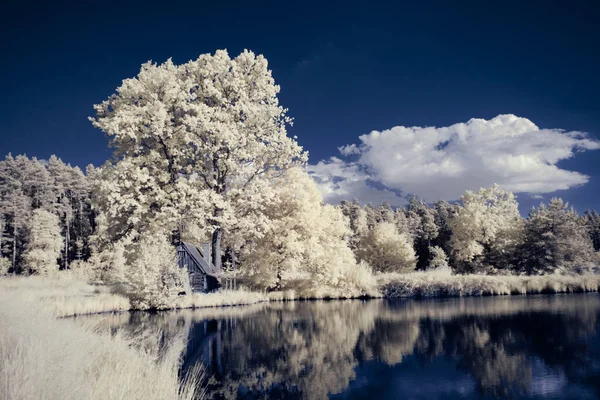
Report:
3,273,600,319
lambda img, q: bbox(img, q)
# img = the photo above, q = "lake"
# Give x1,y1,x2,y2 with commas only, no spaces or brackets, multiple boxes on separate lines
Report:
84,294,600,399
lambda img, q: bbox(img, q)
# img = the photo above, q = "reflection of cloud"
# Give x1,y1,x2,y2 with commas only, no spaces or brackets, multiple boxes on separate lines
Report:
311,114,600,203
529,359,568,396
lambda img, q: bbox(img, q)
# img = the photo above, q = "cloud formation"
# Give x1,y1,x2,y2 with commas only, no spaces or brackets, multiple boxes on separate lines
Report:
309,114,600,205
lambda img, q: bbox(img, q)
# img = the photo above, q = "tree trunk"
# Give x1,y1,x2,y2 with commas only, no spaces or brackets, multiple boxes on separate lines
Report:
211,207,223,270
211,226,222,270
64,217,69,270
12,224,16,271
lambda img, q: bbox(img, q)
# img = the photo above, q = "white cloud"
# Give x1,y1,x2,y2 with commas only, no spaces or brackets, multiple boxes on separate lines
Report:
308,157,406,205
310,114,600,204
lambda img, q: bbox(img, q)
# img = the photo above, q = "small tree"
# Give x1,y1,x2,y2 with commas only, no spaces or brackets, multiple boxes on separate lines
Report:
358,222,416,273
426,245,451,274
0,257,10,276
22,209,62,275
125,233,184,310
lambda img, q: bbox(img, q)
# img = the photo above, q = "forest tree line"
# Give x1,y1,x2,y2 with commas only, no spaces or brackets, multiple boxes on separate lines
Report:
0,154,94,275
1,153,599,279
341,187,600,276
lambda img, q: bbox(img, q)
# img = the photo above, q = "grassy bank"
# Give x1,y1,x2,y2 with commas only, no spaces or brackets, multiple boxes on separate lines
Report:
4,271,600,318
379,271,600,298
0,281,202,400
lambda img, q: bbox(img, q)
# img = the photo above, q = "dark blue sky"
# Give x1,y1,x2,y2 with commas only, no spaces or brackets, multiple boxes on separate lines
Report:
1,0,599,212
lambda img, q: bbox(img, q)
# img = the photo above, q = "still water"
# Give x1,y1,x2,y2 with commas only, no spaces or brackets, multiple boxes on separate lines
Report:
86,294,600,399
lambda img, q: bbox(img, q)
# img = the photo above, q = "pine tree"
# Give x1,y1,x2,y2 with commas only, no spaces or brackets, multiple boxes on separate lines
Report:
406,197,440,270
0,156,31,271
427,245,451,273
339,199,368,250
584,210,600,251
520,198,596,273
364,204,381,230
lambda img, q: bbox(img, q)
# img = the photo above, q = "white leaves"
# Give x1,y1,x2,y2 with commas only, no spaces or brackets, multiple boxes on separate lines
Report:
125,233,183,310
357,222,417,274
91,49,307,248
23,209,62,275
238,168,369,292
449,185,522,263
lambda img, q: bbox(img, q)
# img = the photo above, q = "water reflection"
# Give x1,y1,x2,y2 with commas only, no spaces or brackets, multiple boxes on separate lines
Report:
83,295,600,399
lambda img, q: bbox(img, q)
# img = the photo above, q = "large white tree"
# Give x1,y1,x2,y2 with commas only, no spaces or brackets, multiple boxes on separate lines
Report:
91,50,307,269
22,209,62,275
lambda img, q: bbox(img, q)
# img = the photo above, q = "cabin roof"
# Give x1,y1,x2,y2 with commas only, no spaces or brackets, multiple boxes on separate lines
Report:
178,241,221,276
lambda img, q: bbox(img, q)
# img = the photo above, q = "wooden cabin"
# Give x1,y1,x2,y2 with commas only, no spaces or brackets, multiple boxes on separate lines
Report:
176,241,221,292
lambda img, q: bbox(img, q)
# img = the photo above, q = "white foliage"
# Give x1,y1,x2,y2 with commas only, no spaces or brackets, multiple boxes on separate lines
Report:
67,260,97,282
449,185,523,264
522,198,596,273
358,222,417,273
239,168,374,294
22,209,62,276
427,245,451,273
90,50,307,268
125,233,184,310
0,257,10,276
88,238,127,283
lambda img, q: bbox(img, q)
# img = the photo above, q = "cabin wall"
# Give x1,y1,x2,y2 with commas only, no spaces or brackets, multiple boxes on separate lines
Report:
177,243,223,293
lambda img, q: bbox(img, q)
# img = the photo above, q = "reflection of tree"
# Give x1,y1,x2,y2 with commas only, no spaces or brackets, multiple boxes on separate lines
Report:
79,295,600,400
445,322,531,397
356,319,419,366
208,301,382,400
415,308,598,398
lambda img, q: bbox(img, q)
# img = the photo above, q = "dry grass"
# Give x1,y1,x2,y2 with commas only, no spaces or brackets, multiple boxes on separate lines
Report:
172,289,269,309
379,271,600,298
0,275,131,317
266,286,379,301
0,284,202,400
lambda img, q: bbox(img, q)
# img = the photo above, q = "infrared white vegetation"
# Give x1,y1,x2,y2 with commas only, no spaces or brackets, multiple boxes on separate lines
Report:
1,49,600,315
22,209,63,275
